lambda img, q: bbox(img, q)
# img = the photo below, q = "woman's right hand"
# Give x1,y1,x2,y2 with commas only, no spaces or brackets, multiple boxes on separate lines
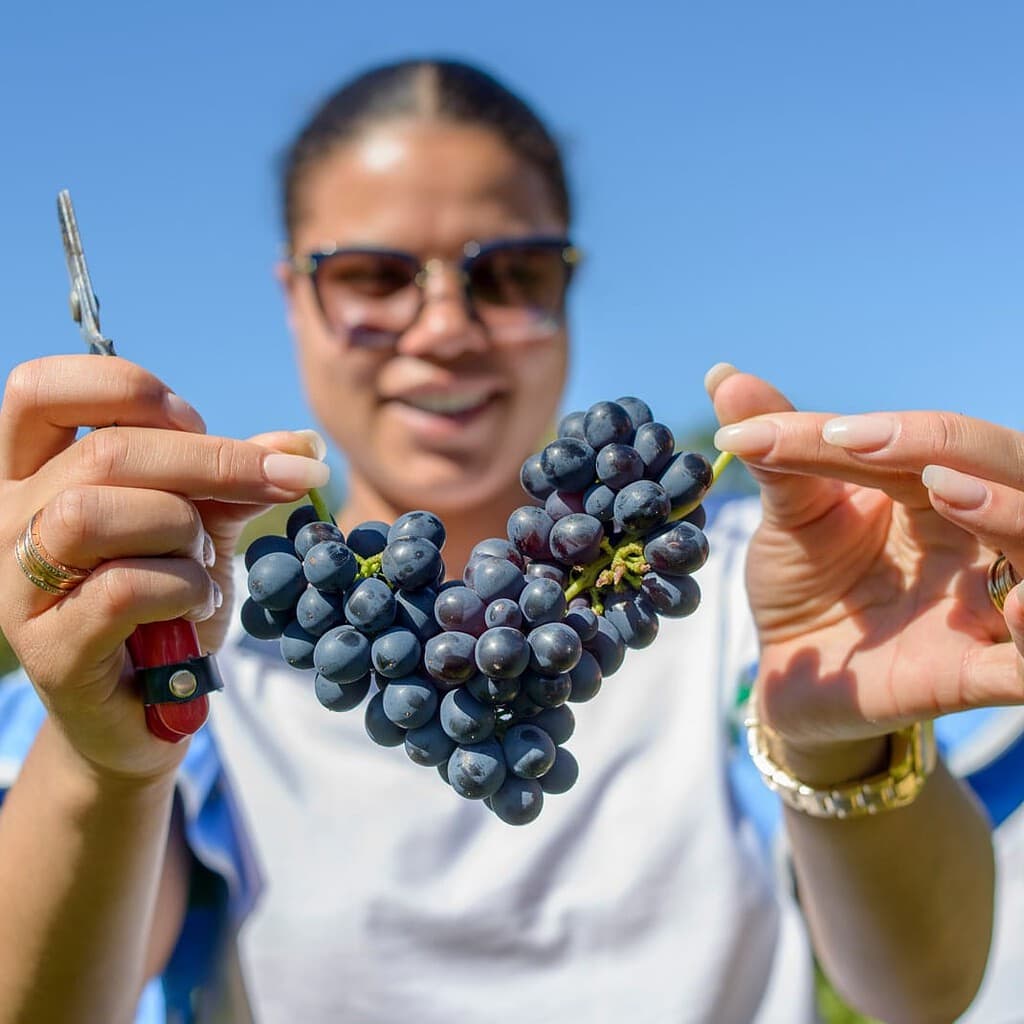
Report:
0,355,329,782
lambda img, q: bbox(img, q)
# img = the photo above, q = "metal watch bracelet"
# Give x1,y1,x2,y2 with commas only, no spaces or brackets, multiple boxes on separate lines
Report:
744,717,937,820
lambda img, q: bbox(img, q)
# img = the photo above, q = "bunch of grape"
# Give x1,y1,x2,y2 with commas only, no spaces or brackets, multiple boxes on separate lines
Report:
241,396,719,825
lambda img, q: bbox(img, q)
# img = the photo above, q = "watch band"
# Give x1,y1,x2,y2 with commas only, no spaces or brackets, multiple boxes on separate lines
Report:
744,716,937,819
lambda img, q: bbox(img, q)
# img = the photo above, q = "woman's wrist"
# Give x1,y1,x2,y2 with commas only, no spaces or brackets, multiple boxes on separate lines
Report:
765,731,890,789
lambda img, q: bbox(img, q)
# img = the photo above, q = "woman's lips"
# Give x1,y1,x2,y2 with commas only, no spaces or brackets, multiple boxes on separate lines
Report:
384,392,503,444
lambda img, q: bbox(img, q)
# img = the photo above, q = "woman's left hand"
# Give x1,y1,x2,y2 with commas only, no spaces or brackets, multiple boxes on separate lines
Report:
708,364,1023,764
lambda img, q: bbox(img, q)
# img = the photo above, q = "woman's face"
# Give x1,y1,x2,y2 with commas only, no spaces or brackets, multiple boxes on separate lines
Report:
281,120,570,515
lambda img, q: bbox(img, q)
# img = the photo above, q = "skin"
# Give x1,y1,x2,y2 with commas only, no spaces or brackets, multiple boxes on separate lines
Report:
0,118,1009,1021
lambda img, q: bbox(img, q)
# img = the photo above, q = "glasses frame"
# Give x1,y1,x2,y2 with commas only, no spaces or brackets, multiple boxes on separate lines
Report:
289,235,582,345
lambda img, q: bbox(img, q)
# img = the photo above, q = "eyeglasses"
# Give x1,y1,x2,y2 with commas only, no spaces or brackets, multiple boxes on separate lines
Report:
290,235,581,349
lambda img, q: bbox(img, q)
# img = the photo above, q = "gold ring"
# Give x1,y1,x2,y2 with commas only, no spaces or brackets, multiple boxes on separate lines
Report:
14,509,92,596
987,553,1021,613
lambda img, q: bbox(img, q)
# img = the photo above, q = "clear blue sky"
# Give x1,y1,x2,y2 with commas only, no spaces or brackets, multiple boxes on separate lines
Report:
2,2,1021,486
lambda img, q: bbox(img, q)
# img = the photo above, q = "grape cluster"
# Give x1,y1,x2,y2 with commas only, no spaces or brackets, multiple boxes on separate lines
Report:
241,396,717,825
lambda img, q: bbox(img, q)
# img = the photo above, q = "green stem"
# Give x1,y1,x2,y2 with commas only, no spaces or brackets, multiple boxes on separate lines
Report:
308,487,333,525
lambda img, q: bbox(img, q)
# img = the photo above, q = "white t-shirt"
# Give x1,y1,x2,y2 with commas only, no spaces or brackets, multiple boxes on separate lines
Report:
208,497,819,1023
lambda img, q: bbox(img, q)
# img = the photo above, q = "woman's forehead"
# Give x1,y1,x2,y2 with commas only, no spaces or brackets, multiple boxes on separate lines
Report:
292,121,564,254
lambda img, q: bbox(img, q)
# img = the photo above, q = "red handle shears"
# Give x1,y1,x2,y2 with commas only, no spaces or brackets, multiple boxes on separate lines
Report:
57,190,222,742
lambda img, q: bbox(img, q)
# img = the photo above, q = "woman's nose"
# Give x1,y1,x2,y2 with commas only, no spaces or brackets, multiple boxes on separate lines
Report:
395,264,490,359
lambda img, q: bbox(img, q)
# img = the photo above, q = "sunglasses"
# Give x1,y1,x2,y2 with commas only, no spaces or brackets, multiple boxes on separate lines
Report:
290,235,581,349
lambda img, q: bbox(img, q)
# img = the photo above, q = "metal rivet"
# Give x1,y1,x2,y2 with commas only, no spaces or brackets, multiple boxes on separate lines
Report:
169,670,198,700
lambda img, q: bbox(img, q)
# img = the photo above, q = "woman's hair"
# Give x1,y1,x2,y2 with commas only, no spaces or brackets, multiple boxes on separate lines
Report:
280,58,571,239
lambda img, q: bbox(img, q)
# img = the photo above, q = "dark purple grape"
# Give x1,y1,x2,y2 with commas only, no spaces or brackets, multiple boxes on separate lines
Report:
548,513,605,566
595,444,644,489
524,561,568,587
439,687,496,743
584,617,625,677
539,748,579,794
448,740,506,799
533,705,575,745
612,480,671,534
523,670,572,708
437,760,451,785
615,396,653,430
313,625,371,683
583,483,616,523
423,631,478,686
286,504,321,541
603,591,660,650
633,422,676,477
484,598,523,629
381,676,438,729
303,541,358,593
315,673,371,712
539,437,597,493
643,521,709,576
381,537,443,592
395,587,441,640
503,723,557,779
469,537,526,571
475,626,531,679
466,556,526,603
295,586,347,636
583,401,634,449
520,454,555,501
544,490,585,522
280,620,317,669
564,604,599,642
659,451,713,510
641,571,701,618
507,689,544,720
240,598,291,640
248,551,306,611
490,777,544,825
527,622,583,676
370,627,422,679
294,520,345,560
567,649,602,702
387,510,446,551
364,691,406,747
518,577,566,628
557,409,587,439
344,578,396,635
346,520,390,558
434,586,487,636
466,671,520,705
683,504,708,531
405,717,457,766
244,534,294,570
506,506,554,560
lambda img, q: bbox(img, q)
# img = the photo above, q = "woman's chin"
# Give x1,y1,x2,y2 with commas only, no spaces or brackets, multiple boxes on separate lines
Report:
382,457,522,517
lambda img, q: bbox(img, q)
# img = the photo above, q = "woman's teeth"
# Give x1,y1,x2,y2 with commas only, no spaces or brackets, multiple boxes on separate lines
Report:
403,391,492,415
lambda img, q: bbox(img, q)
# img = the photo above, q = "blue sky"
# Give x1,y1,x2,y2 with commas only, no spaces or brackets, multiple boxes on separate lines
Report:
2,2,1021,486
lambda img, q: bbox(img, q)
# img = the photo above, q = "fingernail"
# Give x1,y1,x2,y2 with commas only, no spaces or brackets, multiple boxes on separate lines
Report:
263,452,331,490
713,419,777,455
212,580,223,609
293,429,328,462
921,465,989,510
704,362,738,399
165,392,206,432
822,414,896,451
202,532,216,568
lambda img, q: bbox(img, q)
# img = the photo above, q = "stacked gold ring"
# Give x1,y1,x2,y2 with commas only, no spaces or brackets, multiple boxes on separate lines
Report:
987,554,1021,614
14,509,92,596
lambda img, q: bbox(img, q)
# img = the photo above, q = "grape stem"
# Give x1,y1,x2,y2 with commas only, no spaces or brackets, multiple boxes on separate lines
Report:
562,450,734,604
308,487,334,525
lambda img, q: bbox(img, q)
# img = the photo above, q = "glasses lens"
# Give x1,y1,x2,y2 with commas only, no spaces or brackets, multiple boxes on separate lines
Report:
467,242,571,342
311,250,421,348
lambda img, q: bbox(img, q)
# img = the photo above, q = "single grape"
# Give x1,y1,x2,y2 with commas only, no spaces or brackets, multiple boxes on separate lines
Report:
313,625,372,683
523,670,572,708
475,626,531,679
503,723,557,779
524,561,569,587
539,748,579,794
533,704,576,745
615,396,653,430
286,504,321,541
584,617,625,677
490,777,544,825
583,483,616,523
466,671,520,705
387,510,446,551
659,451,713,510
447,740,507,800
341,577,396,635
381,676,438,729
295,586,347,637
520,453,556,501
293,521,345,560
603,591,660,650
683,503,708,531
247,551,306,611
346,520,390,558
643,521,709,576
484,597,523,629
548,513,605,566
395,587,441,641
633,421,675,477
469,537,526,571
507,689,544,720
364,691,407,747
405,717,457,767
434,586,487,636
437,760,451,785
439,687,496,743
466,556,527,603
595,444,644,490
564,603,599,642
557,409,587,440
506,506,555,560
518,577,566,628
370,627,422,679
280,620,317,670
244,534,294,570
240,598,291,640
314,673,371,712
423,631,478,687
303,540,358,593
612,480,671,534
381,537,443,592
539,437,597,493
641,571,702,618
583,400,634,449
527,622,583,676
544,490,585,522
567,649,603,702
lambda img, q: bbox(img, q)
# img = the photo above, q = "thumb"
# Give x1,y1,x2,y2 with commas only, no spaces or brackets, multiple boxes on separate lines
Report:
705,363,844,529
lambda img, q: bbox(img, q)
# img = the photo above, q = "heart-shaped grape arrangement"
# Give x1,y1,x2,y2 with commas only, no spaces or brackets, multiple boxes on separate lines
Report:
241,397,731,824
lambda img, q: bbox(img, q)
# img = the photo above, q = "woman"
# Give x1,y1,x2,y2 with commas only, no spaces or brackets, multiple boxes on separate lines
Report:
0,58,1019,1023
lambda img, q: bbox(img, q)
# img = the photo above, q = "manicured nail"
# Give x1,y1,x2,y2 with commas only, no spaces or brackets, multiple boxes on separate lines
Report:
713,420,777,455
822,415,895,451
263,453,331,490
165,392,206,432
212,580,223,609
293,429,328,462
921,465,989,510
704,362,738,399
202,532,216,568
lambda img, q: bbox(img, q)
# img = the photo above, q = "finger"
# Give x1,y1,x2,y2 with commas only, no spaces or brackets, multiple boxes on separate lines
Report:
706,364,847,528
33,426,330,507
0,356,206,480
922,465,1024,573
960,639,1024,709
